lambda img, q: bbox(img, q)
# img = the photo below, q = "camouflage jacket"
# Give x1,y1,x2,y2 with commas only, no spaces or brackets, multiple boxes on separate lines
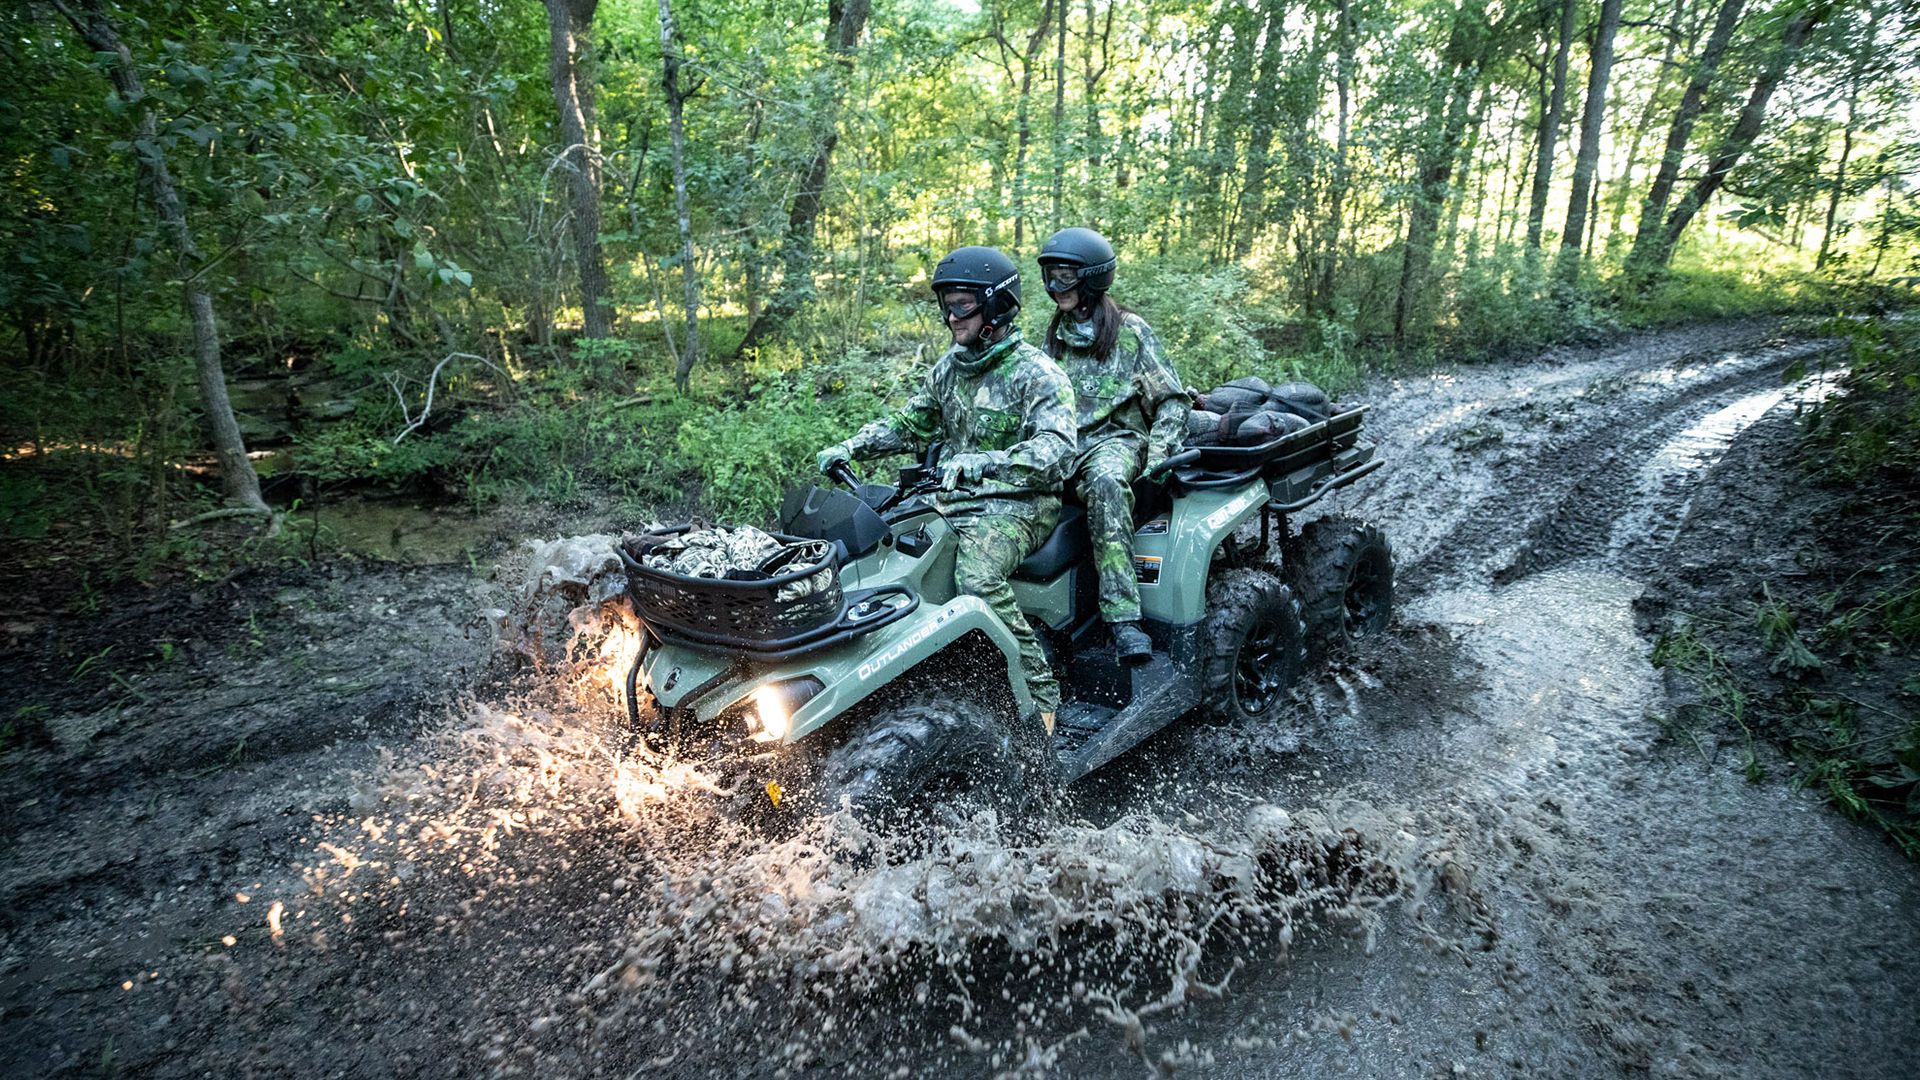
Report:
839,329,1077,502
1048,310,1188,464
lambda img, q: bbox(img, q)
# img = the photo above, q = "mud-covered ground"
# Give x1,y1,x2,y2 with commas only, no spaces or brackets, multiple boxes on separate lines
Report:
3,317,1916,1079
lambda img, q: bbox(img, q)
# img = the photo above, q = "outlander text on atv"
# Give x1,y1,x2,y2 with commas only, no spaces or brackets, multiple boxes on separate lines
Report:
614,405,1391,827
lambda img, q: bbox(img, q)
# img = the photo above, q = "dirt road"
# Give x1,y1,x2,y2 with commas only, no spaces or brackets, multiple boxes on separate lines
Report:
3,318,1914,1078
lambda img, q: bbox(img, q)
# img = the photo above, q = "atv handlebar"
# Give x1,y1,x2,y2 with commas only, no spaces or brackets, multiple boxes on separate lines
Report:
827,460,860,491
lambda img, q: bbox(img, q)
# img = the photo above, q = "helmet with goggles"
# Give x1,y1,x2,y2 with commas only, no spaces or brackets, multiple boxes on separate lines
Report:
931,246,1022,329
1037,227,1117,298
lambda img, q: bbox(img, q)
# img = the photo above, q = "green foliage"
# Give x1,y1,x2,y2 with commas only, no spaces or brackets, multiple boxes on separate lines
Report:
1803,314,1920,482
1757,583,1823,679
1444,265,1620,360
1115,259,1270,391
0,474,54,540
678,349,891,524
1650,618,1765,781
3,0,1918,582
1787,696,1920,860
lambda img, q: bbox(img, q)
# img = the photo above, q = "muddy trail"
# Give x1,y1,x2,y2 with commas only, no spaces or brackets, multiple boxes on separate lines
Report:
4,317,1915,1079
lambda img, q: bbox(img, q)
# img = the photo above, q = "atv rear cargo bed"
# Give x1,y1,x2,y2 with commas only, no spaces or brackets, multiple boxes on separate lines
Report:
1171,403,1377,511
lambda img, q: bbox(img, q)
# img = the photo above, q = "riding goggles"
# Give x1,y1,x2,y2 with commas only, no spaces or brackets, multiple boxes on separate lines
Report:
939,294,985,321
1040,257,1115,295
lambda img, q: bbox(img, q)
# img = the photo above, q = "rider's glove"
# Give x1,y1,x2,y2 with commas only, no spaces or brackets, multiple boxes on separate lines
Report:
816,444,853,477
1144,446,1170,477
938,453,994,490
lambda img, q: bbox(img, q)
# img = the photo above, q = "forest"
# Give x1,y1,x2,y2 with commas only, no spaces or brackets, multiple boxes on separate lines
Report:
4,0,1918,558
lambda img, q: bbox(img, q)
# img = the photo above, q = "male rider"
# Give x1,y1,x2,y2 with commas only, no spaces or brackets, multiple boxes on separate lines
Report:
816,247,1077,730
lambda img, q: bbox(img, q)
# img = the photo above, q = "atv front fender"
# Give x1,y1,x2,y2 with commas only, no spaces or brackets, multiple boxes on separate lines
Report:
639,595,1035,743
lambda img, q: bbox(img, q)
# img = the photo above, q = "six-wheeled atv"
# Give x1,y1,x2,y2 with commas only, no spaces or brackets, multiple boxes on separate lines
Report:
614,404,1391,826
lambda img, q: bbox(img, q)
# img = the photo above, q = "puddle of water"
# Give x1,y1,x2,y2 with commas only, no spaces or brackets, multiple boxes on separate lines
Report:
306,497,498,563
1399,563,1920,1080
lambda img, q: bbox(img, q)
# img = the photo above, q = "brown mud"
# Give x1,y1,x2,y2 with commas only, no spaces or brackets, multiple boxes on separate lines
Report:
2,316,1916,1079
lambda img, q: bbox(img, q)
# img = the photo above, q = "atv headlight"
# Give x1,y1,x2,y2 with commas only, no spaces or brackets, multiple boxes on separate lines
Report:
747,677,824,743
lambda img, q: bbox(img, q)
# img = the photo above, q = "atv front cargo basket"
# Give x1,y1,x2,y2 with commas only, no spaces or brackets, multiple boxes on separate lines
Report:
619,527,844,647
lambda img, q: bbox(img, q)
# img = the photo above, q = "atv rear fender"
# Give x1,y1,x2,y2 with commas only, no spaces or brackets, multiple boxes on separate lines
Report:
1133,479,1270,624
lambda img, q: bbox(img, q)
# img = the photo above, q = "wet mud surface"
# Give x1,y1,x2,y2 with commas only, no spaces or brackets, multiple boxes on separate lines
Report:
3,317,1916,1078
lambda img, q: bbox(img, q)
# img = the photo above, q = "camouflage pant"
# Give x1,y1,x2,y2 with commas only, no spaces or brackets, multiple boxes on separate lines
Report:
948,499,1061,714
1071,438,1146,624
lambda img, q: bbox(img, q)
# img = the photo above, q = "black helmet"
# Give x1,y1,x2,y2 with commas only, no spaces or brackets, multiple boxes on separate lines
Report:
931,246,1022,329
1038,227,1117,297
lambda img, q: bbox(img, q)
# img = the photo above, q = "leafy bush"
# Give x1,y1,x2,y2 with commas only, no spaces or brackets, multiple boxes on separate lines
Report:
1115,257,1272,391
1803,314,1920,483
677,348,893,524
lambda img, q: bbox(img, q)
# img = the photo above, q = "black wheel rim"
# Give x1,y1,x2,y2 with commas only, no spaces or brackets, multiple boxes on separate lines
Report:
1233,614,1289,715
1343,547,1390,638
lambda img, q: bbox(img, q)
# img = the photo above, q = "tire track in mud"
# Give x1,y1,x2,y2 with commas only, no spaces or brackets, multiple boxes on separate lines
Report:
1364,336,1841,592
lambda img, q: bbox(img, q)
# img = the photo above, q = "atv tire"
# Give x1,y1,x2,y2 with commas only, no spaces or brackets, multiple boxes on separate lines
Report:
819,690,1053,834
1286,515,1393,655
1203,569,1307,724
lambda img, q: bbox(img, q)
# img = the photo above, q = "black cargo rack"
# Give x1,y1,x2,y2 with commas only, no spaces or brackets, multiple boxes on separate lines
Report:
1172,404,1370,489
616,529,918,661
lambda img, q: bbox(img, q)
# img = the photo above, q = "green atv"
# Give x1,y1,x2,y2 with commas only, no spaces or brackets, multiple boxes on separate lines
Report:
614,405,1391,825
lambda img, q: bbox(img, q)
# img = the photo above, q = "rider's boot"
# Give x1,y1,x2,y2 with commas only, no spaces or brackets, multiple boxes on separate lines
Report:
1110,621,1153,665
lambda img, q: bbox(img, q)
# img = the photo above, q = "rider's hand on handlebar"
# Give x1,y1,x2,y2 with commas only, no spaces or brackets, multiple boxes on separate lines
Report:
938,453,993,490
816,445,853,478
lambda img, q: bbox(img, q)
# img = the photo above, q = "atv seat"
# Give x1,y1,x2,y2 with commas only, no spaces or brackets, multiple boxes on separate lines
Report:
1013,506,1087,582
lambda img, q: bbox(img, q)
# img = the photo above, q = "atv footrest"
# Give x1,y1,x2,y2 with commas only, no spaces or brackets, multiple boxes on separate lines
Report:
1051,703,1117,761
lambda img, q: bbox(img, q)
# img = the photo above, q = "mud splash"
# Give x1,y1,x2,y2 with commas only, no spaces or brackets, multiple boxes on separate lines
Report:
289,694,1447,1076
272,545,1459,1077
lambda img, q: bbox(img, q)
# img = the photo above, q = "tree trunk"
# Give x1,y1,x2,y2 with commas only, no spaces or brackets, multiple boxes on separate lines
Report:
1869,176,1894,276
1051,0,1066,226
1527,0,1578,251
544,0,613,339
1082,0,1113,223
1313,0,1356,312
1818,2,1881,270
1005,0,1055,254
733,0,871,359
1625,0,1746,280
1649,3,1827,270
1817,122,1855,270
657,0,701,388
1556,0,1624,284
1440,82,1491,274
55,0,267,516
1395,0,1486,344
1606,0,1692,245
1234,0,1289,262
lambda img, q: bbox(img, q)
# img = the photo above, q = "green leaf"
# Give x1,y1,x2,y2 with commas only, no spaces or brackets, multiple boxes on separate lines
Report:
453,270,472,288
354,193,373,213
